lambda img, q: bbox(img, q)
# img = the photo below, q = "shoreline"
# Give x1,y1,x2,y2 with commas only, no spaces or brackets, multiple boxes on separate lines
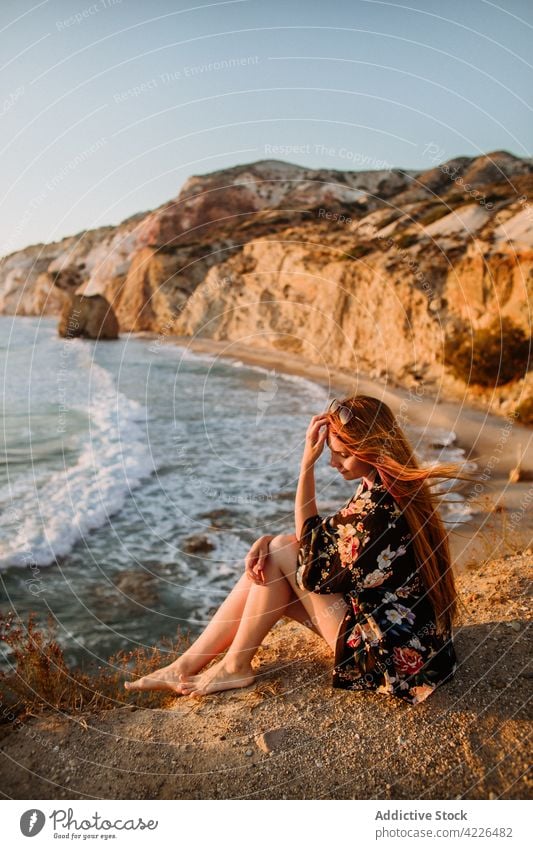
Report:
142,332,533,569
0,329,531,801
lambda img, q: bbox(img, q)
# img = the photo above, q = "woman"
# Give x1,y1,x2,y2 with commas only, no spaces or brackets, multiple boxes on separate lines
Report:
125,395,475,704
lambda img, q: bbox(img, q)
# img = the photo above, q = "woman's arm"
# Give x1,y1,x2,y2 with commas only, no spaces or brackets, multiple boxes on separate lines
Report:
295,462,318,541
295,414,329,540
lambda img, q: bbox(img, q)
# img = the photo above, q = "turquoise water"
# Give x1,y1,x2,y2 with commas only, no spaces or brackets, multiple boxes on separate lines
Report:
0,316,474,670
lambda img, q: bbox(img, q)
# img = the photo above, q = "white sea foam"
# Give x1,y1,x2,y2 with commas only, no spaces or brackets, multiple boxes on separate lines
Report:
0,353,155,570
0,320,477,576
171,345,220,365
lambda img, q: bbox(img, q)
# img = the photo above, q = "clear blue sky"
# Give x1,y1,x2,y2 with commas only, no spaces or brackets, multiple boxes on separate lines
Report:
1,0,531,254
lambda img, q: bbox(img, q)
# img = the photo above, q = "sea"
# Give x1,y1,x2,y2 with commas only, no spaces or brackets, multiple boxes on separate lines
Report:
0,315,476,670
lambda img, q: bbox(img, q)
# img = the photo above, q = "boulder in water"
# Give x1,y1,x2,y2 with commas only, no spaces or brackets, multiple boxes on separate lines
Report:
182,535,215,553
58,294,119,340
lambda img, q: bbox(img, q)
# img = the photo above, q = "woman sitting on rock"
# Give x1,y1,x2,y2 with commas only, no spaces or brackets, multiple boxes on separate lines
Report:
125,395,475,705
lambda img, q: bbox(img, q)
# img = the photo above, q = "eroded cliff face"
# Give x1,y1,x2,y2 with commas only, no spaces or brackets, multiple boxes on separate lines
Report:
1,152,532,412
171,157,533,395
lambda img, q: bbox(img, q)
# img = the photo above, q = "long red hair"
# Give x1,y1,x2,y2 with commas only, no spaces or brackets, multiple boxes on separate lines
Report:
327,395,479,635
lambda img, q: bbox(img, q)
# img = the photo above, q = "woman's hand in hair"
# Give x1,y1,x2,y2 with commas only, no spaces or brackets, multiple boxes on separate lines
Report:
245,534,275,585
301,415,329,469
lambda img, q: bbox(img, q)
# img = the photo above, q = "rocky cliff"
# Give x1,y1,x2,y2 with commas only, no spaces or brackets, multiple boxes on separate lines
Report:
1,152,532,417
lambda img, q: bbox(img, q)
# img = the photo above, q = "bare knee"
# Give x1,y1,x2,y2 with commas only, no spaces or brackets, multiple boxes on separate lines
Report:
271,531,297,540
268,533,299,573
269,533,298,552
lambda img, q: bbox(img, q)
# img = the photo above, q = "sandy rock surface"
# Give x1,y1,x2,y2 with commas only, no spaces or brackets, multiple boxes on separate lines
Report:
1,550,531,801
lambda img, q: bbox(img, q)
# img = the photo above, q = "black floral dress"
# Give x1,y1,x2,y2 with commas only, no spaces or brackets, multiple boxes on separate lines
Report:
296,470,458,705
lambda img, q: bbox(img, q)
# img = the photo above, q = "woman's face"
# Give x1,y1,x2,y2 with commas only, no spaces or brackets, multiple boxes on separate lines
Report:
327,430,375,480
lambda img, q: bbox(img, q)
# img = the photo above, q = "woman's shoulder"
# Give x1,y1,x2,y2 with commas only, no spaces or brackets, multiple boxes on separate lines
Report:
338,480,400,517
371,481,400,508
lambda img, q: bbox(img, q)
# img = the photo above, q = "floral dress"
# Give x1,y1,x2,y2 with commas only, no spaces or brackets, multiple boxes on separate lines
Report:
296,470,458,705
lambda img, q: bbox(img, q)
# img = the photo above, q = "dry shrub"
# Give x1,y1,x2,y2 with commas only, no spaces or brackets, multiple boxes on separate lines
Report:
444,317,531,387
514,393,533,426
0,612,192,723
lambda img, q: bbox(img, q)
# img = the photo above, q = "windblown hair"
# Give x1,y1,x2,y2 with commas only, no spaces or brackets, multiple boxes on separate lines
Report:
327,395,479,636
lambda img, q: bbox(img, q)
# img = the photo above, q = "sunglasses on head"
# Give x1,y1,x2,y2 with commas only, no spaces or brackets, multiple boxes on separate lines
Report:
327,398,354,425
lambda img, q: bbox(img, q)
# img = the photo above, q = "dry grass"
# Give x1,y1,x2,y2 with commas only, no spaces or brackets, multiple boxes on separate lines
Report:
476,493,531,557
0,611,192,723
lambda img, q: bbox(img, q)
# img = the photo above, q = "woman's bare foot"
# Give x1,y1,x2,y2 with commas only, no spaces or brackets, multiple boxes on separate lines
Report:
179,658,255,696
124,657,199,695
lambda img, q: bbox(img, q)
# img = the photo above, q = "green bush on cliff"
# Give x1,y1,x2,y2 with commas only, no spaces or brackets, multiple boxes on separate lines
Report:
444,317,531,387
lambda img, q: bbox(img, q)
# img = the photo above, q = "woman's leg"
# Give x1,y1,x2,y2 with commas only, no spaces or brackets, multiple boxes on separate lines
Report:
179,534,349,696
124,561,320,694
124,571,254,693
